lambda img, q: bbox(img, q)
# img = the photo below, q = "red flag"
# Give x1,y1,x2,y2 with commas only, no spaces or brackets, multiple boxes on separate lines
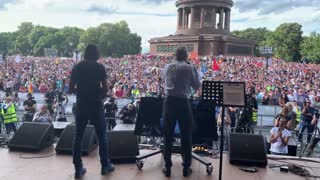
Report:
212,58,220,71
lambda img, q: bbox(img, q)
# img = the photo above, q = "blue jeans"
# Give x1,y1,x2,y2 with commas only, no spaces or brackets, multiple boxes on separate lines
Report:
298,120,315,143
5,122,17,134
73,102,110,168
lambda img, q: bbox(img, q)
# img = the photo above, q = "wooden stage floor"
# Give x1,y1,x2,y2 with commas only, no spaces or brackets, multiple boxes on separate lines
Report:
0,146,319,180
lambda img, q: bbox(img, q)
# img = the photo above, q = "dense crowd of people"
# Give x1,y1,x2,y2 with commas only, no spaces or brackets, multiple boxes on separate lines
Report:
1,55,320,100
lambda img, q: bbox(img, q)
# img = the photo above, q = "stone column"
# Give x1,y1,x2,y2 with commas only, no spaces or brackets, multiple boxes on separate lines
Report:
224,9,230,31
190,7,195,29
177,9,182,30
182,8,186,29
211,8,216,29
200,8,205,28
219,9,224,29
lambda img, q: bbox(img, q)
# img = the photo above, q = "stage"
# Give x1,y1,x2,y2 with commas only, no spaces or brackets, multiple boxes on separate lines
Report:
0,146,319,180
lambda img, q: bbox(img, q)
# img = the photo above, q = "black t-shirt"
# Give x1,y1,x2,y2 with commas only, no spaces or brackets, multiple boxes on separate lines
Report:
104,103,118,117
71,60,107,104
23,99,37,113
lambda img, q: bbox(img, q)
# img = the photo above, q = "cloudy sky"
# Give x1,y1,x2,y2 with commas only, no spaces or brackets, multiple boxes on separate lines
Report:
1,0,320,52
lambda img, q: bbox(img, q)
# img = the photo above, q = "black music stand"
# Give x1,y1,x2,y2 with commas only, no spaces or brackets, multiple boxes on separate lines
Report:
134,97,215,175
202,81,245,180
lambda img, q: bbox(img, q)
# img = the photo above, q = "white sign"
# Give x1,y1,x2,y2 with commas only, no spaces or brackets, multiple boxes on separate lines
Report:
222,82,245,106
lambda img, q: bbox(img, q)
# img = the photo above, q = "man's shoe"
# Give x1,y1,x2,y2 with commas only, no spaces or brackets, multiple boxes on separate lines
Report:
101,163,115,175
162,167,171,177
74,167,87,179
183,168,192,177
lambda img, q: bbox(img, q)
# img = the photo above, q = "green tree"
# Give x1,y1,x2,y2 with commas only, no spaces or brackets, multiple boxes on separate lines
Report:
80,21,141,57
29,26,58,54
301,32,320,64
265,23,303,61
232,27,272,45
0,33,12,54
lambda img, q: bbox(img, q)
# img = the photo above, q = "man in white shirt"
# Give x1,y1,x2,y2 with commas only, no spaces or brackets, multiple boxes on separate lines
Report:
270,117,292,155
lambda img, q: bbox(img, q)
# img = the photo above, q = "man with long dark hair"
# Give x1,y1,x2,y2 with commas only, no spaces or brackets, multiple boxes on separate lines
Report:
162,47,201,177
69,44,114,179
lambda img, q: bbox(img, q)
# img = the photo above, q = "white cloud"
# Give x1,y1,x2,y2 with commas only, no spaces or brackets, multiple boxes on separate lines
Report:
0,0,320,53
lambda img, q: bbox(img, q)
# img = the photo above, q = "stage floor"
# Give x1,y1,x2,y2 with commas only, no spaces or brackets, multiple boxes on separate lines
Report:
0,146,319,180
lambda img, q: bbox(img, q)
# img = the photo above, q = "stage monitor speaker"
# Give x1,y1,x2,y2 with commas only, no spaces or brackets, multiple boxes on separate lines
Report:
228,133,268,167
55,124,97,155
108,124,139,161
8,122,54,151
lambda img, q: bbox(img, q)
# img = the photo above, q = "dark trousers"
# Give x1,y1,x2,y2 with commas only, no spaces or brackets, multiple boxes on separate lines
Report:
73,103,110,168
106,118,116,130
5,122,17,134
163,96,193,169
298,121,315,143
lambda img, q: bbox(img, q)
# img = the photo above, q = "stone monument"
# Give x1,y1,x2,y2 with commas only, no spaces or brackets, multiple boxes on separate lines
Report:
149,0,255,56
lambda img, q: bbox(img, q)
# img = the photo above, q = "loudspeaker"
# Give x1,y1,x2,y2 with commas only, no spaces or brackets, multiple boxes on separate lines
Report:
55,124,97,155
8,122,54,151
108,124,139,161
228,133,268,167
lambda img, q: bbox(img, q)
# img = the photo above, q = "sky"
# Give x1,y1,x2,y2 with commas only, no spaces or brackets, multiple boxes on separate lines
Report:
1,0,320,53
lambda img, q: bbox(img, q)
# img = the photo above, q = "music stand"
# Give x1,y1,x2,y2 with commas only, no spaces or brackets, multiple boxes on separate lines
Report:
134,97,215,175
202,81,245,180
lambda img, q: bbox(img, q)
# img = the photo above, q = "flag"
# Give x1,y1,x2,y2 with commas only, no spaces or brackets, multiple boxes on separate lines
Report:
212,58,220,71
28,80,33,94
256,62,263,67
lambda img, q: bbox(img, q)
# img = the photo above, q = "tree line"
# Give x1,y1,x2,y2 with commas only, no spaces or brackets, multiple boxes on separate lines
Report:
0,21,142,58
232,23,320,64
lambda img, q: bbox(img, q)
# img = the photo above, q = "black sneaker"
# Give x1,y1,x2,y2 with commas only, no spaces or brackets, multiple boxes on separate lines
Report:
101,163,115,175
183,168,192,177
74,167,86,179
162,167,171,177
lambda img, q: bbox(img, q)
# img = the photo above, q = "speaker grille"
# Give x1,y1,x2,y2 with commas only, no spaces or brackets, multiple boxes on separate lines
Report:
8,122,54,151
55,124,97,155
229,133,267,167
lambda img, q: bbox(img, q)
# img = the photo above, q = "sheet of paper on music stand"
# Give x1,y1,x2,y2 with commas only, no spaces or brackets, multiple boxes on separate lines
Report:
222,82,245,106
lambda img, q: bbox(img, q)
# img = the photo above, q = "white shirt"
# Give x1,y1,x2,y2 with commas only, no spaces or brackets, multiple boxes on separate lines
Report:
270,127,292,154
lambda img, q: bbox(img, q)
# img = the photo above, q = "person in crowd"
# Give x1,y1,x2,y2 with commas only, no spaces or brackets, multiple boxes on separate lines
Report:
262,89,271,105
285,102,297,131
53,90,68,122
32,105,53,123
22,93,36,122
270,88,281,105
227,107,237,132
118,103,137,124
305,115,319,157
217,107,232,149
270,117,292,155
44,86,56,115
69,44,114,179
295,88,309,110
298,99,316,144
12,92,20,109
2,97,17,134
279,89,289,107
161,47,201,177
104,97,118,130
274,106,292,129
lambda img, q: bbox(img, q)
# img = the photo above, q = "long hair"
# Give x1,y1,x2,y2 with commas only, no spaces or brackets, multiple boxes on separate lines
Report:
84,44,100,61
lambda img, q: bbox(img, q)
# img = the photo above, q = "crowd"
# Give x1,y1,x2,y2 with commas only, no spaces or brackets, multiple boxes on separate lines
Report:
0,52,320,158
1,55,320,101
